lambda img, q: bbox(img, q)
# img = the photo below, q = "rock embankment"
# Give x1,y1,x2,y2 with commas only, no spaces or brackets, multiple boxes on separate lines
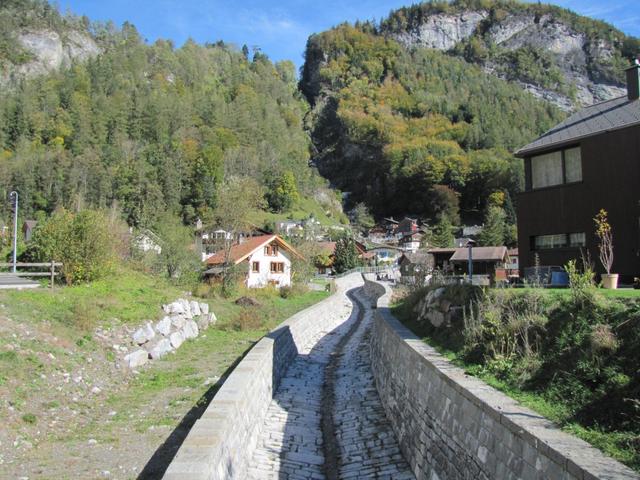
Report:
1,29,101,87
124,299,216,369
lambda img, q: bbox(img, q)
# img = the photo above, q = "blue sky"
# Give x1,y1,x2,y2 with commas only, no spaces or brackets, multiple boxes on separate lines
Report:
57,0,640,71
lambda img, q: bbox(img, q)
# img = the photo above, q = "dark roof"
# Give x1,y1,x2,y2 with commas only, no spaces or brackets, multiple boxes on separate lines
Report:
450,246,508,262
515,95,640,157
400,252,430,264
427,247,456,254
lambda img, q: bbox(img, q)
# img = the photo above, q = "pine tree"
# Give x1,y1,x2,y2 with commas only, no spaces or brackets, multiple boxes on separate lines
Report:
333,237,361,273
428,215,455,248
478,206,506,246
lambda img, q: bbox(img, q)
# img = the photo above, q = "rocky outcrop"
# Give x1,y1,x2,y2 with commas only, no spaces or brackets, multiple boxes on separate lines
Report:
1,29,101,87
385,10,627,110
394,11,488,50
413,287,463,328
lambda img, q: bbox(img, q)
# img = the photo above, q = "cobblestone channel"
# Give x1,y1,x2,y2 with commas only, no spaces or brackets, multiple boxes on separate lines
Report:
247,288,414,480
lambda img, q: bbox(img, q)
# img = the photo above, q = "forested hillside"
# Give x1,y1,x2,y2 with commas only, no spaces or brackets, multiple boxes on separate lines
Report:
301,22,563,223
0,1,338,228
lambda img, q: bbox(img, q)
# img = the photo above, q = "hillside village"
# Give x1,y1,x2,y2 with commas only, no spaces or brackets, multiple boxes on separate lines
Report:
0,0,639,479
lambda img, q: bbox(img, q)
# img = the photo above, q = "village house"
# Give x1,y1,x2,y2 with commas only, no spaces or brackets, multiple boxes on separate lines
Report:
449,246,509,284
399,231,423,252
398,251,432,283
275,220,304,238
515,62,640,282
396,217,418,236
204,234,300,288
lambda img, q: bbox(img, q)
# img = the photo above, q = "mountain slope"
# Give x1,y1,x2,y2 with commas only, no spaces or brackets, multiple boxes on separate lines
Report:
380,0,639,110
0,2,346,228
301,22,563,221
301,1,639,222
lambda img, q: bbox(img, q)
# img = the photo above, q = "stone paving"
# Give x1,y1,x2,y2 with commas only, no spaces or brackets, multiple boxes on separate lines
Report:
247,288,414,480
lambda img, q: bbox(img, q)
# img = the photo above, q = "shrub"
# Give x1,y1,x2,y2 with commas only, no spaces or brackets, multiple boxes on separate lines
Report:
590,324,619,354
227,308,264,331
279,286,293,299
565,259,597,307
21,413,37,424
28,209,122,285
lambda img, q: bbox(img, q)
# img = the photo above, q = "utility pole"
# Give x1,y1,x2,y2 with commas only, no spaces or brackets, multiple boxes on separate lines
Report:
466,238,476,283
10,191,18,273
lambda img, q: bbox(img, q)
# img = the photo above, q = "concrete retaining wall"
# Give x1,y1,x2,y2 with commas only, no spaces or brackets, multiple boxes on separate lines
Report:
368,280,639,480
163,274,363,480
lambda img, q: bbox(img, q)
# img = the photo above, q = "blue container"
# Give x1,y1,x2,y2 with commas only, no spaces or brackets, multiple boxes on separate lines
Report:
551,271,569,287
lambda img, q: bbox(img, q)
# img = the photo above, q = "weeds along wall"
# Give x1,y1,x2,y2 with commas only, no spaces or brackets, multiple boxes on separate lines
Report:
367,280,639,480
163,273,364,480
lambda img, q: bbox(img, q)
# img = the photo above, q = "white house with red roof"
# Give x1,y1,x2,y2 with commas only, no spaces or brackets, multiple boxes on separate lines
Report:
204,234,301,288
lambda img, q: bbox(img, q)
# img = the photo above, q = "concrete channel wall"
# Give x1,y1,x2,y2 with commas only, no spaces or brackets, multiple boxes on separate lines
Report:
163,274,363,480
367,279,639,480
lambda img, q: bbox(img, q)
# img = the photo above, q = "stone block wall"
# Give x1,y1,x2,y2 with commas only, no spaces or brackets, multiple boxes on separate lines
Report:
368,281,639,480
163,274,364,480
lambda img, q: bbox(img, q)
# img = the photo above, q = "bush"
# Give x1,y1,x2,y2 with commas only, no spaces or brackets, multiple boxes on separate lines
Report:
226,308,264,331
28,209,122,285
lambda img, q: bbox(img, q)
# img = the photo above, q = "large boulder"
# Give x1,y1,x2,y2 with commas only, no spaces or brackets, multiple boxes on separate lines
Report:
124,350,149,369
167,301,185,315
199,302,209,315
155,316,172,336
171,315,186,330
132,323,155,345
196,315,210,331
169,331,184,349
182,320,199,340
148,339,173,359
190,301,201,317
179,299,193,318
208,312,217,325
427,310,446,328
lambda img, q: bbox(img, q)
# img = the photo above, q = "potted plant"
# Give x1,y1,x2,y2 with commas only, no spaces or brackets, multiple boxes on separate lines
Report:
593,209,617,289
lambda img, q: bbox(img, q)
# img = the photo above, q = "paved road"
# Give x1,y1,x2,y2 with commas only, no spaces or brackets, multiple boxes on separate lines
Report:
247,287,414,480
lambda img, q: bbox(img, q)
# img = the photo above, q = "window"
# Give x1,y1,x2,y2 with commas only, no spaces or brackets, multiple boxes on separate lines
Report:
265,244,279,256
564,147,582,183
568,232,586,248
532,232,586,250
252,261,260,273
270,262,284,273
532,151,563,189
530,146,582,189
533,234,567,250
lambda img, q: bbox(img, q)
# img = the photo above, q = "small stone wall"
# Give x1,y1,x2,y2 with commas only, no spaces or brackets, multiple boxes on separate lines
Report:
163,274,364,480
368,280,639,480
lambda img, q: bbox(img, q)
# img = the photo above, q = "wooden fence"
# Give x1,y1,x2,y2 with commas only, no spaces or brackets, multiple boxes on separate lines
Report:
0,261,63,289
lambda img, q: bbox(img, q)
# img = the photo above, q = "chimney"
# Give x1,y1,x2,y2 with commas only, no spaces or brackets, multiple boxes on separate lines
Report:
626,59,640,101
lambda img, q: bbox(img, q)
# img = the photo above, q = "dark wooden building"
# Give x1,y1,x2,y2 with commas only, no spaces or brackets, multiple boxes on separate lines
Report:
515,63,640,282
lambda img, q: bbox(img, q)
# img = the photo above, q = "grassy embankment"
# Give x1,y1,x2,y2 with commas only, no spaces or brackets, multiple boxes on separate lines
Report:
392,285,640,472
0,267,328,477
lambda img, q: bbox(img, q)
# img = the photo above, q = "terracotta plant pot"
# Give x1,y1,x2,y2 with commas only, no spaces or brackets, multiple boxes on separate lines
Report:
601,273,619,289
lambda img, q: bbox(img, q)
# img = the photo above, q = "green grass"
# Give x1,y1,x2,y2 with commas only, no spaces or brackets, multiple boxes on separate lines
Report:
408,329,640,470
86,287,328,439
512,287,640,299
0,266,185,328
249,194,348,228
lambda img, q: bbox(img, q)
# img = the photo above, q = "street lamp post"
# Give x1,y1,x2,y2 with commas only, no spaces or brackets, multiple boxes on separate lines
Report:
10,191,18,273
466,239,476,283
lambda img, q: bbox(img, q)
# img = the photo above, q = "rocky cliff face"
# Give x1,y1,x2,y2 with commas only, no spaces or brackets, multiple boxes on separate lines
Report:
384,9,628,111
1,29,100,86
